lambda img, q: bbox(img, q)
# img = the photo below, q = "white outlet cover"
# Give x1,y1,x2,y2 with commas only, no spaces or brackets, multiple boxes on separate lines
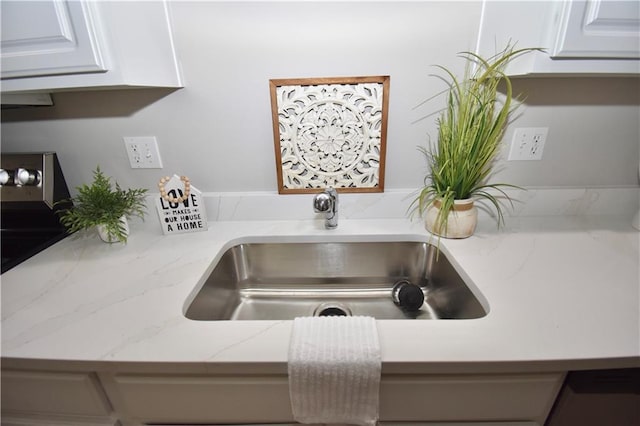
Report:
124,136,163,169
508,127,548,161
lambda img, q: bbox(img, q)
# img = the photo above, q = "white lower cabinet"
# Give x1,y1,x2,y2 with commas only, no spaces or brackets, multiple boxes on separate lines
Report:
99,374,292,425
379,373,561,423
98,372,563,426
378,423,538,426
0,366,563,426
148,423,538,426
0,369,118,426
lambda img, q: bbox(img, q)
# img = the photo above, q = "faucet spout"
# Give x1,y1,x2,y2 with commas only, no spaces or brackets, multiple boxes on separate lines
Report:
313,188,338,229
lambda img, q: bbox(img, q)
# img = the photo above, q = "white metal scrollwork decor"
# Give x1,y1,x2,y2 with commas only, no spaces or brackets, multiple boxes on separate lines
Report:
270,76,389,194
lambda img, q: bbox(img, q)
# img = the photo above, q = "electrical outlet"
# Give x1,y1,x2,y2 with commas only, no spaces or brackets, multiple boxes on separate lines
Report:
124,136,163,168
508,127,548,161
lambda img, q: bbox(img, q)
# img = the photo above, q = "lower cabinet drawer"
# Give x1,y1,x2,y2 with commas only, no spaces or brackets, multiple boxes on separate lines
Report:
106,372,563,425
147,424,538,426
148,424,538,426
109,375,293,424
380,373,563,423
1,369,113,417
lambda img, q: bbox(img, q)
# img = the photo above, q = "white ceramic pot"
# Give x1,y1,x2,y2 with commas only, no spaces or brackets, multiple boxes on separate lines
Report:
425,198,478,239
97,216,129,243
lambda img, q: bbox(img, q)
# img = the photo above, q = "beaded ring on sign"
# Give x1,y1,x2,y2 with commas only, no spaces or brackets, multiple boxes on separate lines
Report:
158,175,191,204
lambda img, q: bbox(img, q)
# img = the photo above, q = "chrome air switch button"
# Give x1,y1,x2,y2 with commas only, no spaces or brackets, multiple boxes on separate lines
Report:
392,280,425,311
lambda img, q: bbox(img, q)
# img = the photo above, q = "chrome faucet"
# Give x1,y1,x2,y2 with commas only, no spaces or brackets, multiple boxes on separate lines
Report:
313,188,338,229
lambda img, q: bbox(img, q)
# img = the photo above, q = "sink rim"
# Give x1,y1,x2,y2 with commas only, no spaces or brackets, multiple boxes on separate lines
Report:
182,234,490,320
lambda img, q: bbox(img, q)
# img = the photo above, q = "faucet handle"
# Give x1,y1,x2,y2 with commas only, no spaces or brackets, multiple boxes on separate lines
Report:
313,188,338,229
313,192,333,213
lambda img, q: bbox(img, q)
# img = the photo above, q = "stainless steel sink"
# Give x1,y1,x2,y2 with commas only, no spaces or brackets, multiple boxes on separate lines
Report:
184,241,488,320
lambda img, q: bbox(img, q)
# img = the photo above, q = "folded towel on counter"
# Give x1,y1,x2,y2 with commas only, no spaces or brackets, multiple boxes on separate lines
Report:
288,315,381,426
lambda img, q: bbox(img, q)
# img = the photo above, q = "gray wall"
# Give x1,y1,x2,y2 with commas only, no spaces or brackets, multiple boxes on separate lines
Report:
2,1,639,194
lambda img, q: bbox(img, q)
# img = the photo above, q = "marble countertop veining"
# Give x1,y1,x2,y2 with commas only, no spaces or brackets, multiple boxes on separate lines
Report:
1,213,639,374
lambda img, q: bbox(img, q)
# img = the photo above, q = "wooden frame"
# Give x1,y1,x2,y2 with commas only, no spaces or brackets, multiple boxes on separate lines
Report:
269,76,389,194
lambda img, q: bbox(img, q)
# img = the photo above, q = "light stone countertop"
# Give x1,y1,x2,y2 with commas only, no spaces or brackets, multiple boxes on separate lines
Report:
1,203,639,374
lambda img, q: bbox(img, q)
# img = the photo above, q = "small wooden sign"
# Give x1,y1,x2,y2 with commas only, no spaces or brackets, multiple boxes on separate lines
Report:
155,175,208,235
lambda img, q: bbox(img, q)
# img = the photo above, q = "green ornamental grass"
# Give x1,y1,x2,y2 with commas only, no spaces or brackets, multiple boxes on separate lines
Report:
411,45,540,236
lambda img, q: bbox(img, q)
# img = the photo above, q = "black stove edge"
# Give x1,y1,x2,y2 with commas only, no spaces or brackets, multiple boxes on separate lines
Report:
1,231,71,274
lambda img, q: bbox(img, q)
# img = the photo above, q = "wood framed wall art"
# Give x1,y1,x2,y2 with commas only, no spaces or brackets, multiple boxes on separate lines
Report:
269,76,389,194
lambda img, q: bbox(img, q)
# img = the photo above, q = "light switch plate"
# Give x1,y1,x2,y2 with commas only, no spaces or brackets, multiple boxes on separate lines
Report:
124,136,163,168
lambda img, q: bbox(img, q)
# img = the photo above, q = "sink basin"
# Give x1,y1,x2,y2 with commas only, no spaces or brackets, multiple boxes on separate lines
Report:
184,241,488,320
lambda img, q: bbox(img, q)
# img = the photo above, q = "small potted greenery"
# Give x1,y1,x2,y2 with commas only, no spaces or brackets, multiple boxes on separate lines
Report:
410,45,539,239
57,167,148,243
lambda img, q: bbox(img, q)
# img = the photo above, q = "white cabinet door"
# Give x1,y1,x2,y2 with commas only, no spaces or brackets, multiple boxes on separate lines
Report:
1,0,107,79
0,0,182,95
476,0,640,75
552,0,640,58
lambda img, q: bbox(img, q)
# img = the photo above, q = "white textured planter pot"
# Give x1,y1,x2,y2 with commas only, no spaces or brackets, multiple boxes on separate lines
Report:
425,198,478,239
97,216,129,243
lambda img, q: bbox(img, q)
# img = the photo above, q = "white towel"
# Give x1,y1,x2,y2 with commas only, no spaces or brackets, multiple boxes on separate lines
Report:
288,315,381,426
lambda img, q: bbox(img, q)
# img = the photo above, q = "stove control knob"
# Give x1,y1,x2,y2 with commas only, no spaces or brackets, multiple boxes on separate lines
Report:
0,169,14,186
16,168,41,186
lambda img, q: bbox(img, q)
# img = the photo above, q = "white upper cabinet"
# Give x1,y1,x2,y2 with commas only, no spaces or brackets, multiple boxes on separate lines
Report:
0,0,183,94
552,0,639,58
477,0,640,76
1,1,107,79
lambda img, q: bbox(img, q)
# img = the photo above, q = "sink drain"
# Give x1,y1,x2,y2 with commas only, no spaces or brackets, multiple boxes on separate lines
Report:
313,302,352,317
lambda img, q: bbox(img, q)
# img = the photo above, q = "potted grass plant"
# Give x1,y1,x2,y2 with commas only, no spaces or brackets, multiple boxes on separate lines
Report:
57,167,148,243
410,45,539,239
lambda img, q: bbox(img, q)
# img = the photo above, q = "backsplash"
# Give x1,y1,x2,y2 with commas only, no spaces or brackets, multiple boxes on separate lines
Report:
192,187,639,222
